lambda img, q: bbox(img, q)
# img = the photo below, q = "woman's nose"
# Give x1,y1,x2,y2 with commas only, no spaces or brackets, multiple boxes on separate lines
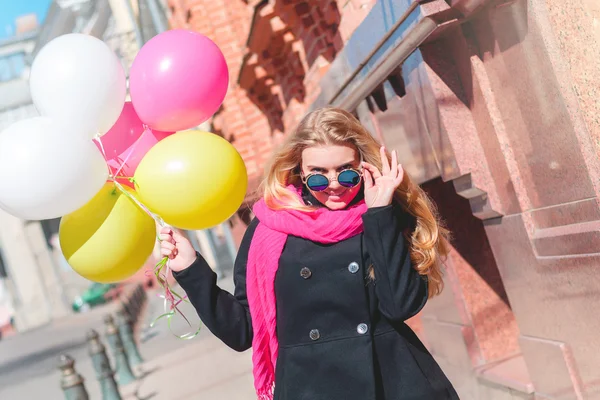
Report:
328,175,342,189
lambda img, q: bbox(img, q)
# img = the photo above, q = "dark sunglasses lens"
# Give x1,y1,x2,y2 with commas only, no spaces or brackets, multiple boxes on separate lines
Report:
306,174,329,191
338,170,361,188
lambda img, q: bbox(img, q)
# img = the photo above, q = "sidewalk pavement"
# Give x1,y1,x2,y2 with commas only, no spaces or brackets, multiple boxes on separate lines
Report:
0,299,121,393
124,284,256,400
0,276,256,400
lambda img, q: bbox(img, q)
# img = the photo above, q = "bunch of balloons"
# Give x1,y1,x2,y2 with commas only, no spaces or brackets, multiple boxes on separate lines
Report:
0,30,247,284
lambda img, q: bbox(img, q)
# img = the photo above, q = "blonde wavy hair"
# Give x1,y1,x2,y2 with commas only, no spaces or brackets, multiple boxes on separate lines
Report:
258,107,449,297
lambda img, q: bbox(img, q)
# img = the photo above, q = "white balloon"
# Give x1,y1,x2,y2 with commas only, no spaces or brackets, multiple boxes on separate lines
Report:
0,117,109,220
29,33,126,137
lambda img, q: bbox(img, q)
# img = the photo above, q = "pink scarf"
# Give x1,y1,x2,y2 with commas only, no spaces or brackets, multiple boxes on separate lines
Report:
246,186,368,399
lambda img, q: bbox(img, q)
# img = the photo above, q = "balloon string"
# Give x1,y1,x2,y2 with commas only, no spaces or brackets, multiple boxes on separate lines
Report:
93,127,147,180
94,133,201,339
93,133,114,178
113,126,151,178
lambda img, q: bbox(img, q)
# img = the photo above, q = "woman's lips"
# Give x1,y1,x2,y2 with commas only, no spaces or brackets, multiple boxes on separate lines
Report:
326,191,346,199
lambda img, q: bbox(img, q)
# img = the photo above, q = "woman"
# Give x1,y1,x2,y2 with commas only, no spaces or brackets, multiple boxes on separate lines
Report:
160,107,459,400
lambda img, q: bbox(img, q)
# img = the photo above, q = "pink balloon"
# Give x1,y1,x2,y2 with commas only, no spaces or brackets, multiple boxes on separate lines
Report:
129,29,229,132
96,102,173,179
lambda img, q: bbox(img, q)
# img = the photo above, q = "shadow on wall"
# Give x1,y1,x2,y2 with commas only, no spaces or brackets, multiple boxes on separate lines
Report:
422,178,512,309
414,1,533,216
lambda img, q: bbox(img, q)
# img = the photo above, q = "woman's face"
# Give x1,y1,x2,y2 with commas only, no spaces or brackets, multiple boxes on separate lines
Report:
301,144,362,210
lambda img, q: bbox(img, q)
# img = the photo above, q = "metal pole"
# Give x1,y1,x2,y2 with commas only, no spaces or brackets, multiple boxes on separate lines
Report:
191,230,219,277
116,308,144,369
185,230,203,254
104,314,137,385
87,330,122,400
206,229,223,279
122,0,144,48
145,0,168,33
220,222,238,264
58,354,89,400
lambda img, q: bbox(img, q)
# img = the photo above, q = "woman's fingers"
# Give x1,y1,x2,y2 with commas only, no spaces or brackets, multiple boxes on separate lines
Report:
160,248,178,259
161,241,175,251
159,227,187,245
390,150,398,177
362,162,382,179
395,163,404,185
171,229,188,244
363,167,374,189
380,146,390,175
160,240,178,259
159,233,175,245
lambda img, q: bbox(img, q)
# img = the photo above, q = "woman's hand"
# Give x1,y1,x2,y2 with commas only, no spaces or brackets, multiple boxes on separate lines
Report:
159,227,198,272
362,146,404,209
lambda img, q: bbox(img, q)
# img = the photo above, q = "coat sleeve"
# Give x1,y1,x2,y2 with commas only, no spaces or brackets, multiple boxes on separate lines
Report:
172,218,259,352
362,204,428,322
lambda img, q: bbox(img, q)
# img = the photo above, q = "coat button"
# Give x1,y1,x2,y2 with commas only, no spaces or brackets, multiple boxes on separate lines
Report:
300,267,312,279
357,323,368,335
348,262,360,274
309,329,320,340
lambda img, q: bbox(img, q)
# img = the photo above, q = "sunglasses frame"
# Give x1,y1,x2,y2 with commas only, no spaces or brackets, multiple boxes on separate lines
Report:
301,168,364,192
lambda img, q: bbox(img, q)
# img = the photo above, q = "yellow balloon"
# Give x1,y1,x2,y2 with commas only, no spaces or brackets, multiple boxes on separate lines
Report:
59,183,156,283
134,130,248,230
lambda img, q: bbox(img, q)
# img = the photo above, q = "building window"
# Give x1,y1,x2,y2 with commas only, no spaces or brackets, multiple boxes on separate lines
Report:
0,52,26,82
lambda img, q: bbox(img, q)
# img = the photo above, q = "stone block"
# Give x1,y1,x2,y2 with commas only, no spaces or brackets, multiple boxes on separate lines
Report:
519,336,583,400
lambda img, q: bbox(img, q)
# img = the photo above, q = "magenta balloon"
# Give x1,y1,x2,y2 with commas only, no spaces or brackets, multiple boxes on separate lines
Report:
100,102,145,157
96,102,173,178
129,30,229,132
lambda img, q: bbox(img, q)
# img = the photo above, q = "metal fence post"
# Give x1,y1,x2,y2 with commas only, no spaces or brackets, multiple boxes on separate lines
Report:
116,308,144,369
87,329,122,400
58,354,89,400
104,314,137,385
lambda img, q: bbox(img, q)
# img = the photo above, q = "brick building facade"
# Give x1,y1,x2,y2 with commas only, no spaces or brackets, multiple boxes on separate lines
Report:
168,0,600,399
168,0,373,192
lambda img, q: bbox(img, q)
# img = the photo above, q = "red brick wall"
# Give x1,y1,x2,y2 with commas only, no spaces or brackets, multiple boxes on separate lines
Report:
168,0,267,185
168,0,374,241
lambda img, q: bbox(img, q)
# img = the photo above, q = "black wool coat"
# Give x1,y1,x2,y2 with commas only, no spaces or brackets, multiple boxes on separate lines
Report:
174,202,459,400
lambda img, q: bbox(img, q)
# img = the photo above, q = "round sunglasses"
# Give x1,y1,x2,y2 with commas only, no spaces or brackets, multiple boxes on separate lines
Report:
302,168,363,192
